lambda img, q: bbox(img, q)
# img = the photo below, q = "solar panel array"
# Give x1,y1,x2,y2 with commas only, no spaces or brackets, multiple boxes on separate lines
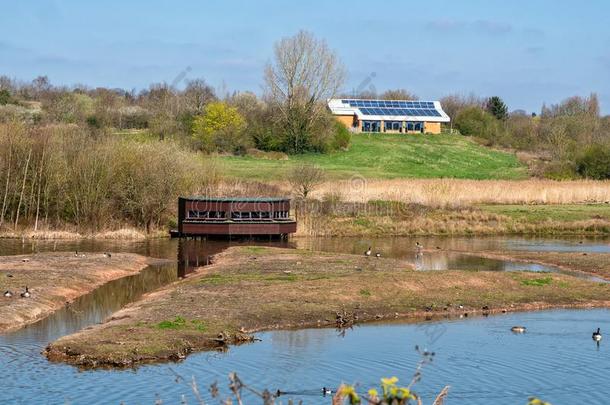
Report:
341,99,441,117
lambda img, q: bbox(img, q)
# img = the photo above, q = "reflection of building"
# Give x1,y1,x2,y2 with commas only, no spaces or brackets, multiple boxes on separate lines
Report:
327,99,450,134
176,197,297,237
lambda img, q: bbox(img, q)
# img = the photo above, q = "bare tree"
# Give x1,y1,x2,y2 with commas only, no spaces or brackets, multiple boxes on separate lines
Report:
288,164,326,198
380,89,418,100
264,30,346,153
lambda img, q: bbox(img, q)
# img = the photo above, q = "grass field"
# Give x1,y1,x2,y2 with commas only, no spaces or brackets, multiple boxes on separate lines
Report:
480,204,610,222
218,133,528,180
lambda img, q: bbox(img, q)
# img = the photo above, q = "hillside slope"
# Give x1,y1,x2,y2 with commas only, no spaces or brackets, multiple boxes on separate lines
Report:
219,134,528,180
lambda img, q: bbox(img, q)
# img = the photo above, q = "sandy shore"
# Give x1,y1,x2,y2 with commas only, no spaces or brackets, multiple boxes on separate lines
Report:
0,252,168,333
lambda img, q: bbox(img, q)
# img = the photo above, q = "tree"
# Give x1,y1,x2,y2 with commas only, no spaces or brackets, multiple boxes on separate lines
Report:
0,89,12,105
380,89,418,100
288,164,326,198
264,30,346,153
192,101,247,153
576,144,610,179
485,96,508,120
455,106,501,141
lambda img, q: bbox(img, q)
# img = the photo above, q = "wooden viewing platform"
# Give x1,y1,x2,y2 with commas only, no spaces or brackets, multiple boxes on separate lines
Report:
174,197,297,238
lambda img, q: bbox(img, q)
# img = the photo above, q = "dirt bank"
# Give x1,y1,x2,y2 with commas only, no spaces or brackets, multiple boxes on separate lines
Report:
45,246,610,368
0,252,168,333
443,250,610,281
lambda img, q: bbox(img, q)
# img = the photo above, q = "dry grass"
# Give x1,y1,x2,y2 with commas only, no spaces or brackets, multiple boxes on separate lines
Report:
313,179,610,207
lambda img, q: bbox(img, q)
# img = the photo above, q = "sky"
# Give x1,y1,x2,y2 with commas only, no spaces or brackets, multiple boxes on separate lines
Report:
1,0,609,114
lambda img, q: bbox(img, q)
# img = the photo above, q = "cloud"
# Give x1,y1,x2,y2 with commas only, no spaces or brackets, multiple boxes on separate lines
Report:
425,19,512,36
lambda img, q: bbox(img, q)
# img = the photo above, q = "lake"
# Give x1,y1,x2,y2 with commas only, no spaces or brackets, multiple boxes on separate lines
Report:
1,236,609,404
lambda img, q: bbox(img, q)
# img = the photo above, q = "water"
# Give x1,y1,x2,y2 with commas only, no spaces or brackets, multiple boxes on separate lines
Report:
1,235,610,404
2,309,609,404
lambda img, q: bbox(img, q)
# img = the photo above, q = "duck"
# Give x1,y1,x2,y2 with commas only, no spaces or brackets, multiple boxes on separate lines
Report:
511,326,526,333
3,290,13,298
20,286,31,298
592,328,602,341
364,247,372,257
322,387,332,396
103,252,112,258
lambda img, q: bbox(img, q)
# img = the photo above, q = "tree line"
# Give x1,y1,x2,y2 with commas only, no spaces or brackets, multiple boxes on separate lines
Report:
446,93,610,179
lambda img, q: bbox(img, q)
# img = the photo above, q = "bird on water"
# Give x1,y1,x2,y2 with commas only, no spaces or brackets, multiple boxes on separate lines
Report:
511,326,526,333
593,328,602,341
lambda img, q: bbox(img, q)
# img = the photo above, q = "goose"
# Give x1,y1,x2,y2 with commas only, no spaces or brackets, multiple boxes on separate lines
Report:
103,252,112,258
3,290,13,298
364,247,372,257
593,328,602,341
322,387,332,396
511,326,526,333
375,252,381,258
21,258,30,263
415,242,423,249
20,286,31,298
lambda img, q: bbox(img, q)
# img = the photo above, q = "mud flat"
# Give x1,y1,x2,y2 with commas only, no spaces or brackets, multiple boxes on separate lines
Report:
45,246,610,368
0,252,168,333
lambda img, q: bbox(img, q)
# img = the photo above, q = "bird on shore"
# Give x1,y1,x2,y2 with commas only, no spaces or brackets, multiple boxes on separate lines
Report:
75,251,85,258
3,290,13,298
103,252,112,258
364,247,372,257
375,252,381,258
511,326,526,333
21,258,30,263
416,242,423,250
20,286,31,298
592,328,602,341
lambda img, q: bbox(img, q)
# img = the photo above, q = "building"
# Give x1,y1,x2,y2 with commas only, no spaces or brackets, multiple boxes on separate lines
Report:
327,98,450,134
176,197,297,238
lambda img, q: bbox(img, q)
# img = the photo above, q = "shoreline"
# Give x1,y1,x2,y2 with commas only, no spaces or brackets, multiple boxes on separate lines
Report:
0,252,169,333
44,246,610,368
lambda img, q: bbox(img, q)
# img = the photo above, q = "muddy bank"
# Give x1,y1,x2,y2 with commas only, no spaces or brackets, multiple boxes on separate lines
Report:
0,252,168,333
446,250,610,281
45,246,610,368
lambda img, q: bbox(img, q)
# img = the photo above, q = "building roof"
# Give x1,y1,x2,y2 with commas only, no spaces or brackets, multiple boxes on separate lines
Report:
181,197,291,202
327,98,450,123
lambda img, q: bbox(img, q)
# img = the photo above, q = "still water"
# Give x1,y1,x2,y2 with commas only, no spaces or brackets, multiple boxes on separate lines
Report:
1,236,609,404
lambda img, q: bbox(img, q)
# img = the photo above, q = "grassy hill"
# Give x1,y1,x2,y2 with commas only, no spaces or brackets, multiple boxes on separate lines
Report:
218,133,528,180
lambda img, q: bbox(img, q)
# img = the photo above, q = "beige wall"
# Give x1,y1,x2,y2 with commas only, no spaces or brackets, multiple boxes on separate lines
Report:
424,122,441,134
335,114,356,129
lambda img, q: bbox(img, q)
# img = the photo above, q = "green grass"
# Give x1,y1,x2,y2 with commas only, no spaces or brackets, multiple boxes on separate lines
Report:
217,133,527,180
480,204,610,222
520,276,554,287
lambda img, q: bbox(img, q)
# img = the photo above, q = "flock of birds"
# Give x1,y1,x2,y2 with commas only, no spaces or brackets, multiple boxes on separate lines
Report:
3,251,112,301
364,242,604,342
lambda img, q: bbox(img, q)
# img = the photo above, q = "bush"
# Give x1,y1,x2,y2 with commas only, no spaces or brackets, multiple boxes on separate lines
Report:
0,89,12,105
332,121,351,150
576,144,610,179
455,106,501,141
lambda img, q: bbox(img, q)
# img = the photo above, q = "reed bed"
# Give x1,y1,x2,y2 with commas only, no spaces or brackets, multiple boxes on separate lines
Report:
313,179,610,207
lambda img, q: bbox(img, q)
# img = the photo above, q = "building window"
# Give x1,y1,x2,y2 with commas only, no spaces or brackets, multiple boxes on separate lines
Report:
384,121,401,131
406,122,423,132
363,120,381,132
188,211,225,220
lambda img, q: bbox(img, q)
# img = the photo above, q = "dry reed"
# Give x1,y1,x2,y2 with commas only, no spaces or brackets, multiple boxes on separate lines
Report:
313,179,610,207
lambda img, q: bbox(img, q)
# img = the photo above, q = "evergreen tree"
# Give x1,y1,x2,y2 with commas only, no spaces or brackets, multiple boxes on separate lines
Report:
486,96,508,120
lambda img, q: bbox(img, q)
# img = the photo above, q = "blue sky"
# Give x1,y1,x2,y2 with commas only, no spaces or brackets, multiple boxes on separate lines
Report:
1,0,609,113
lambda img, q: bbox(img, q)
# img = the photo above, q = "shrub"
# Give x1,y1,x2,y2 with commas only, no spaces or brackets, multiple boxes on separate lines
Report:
576,144,610,179
332,121,351,150
455,106,502,141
